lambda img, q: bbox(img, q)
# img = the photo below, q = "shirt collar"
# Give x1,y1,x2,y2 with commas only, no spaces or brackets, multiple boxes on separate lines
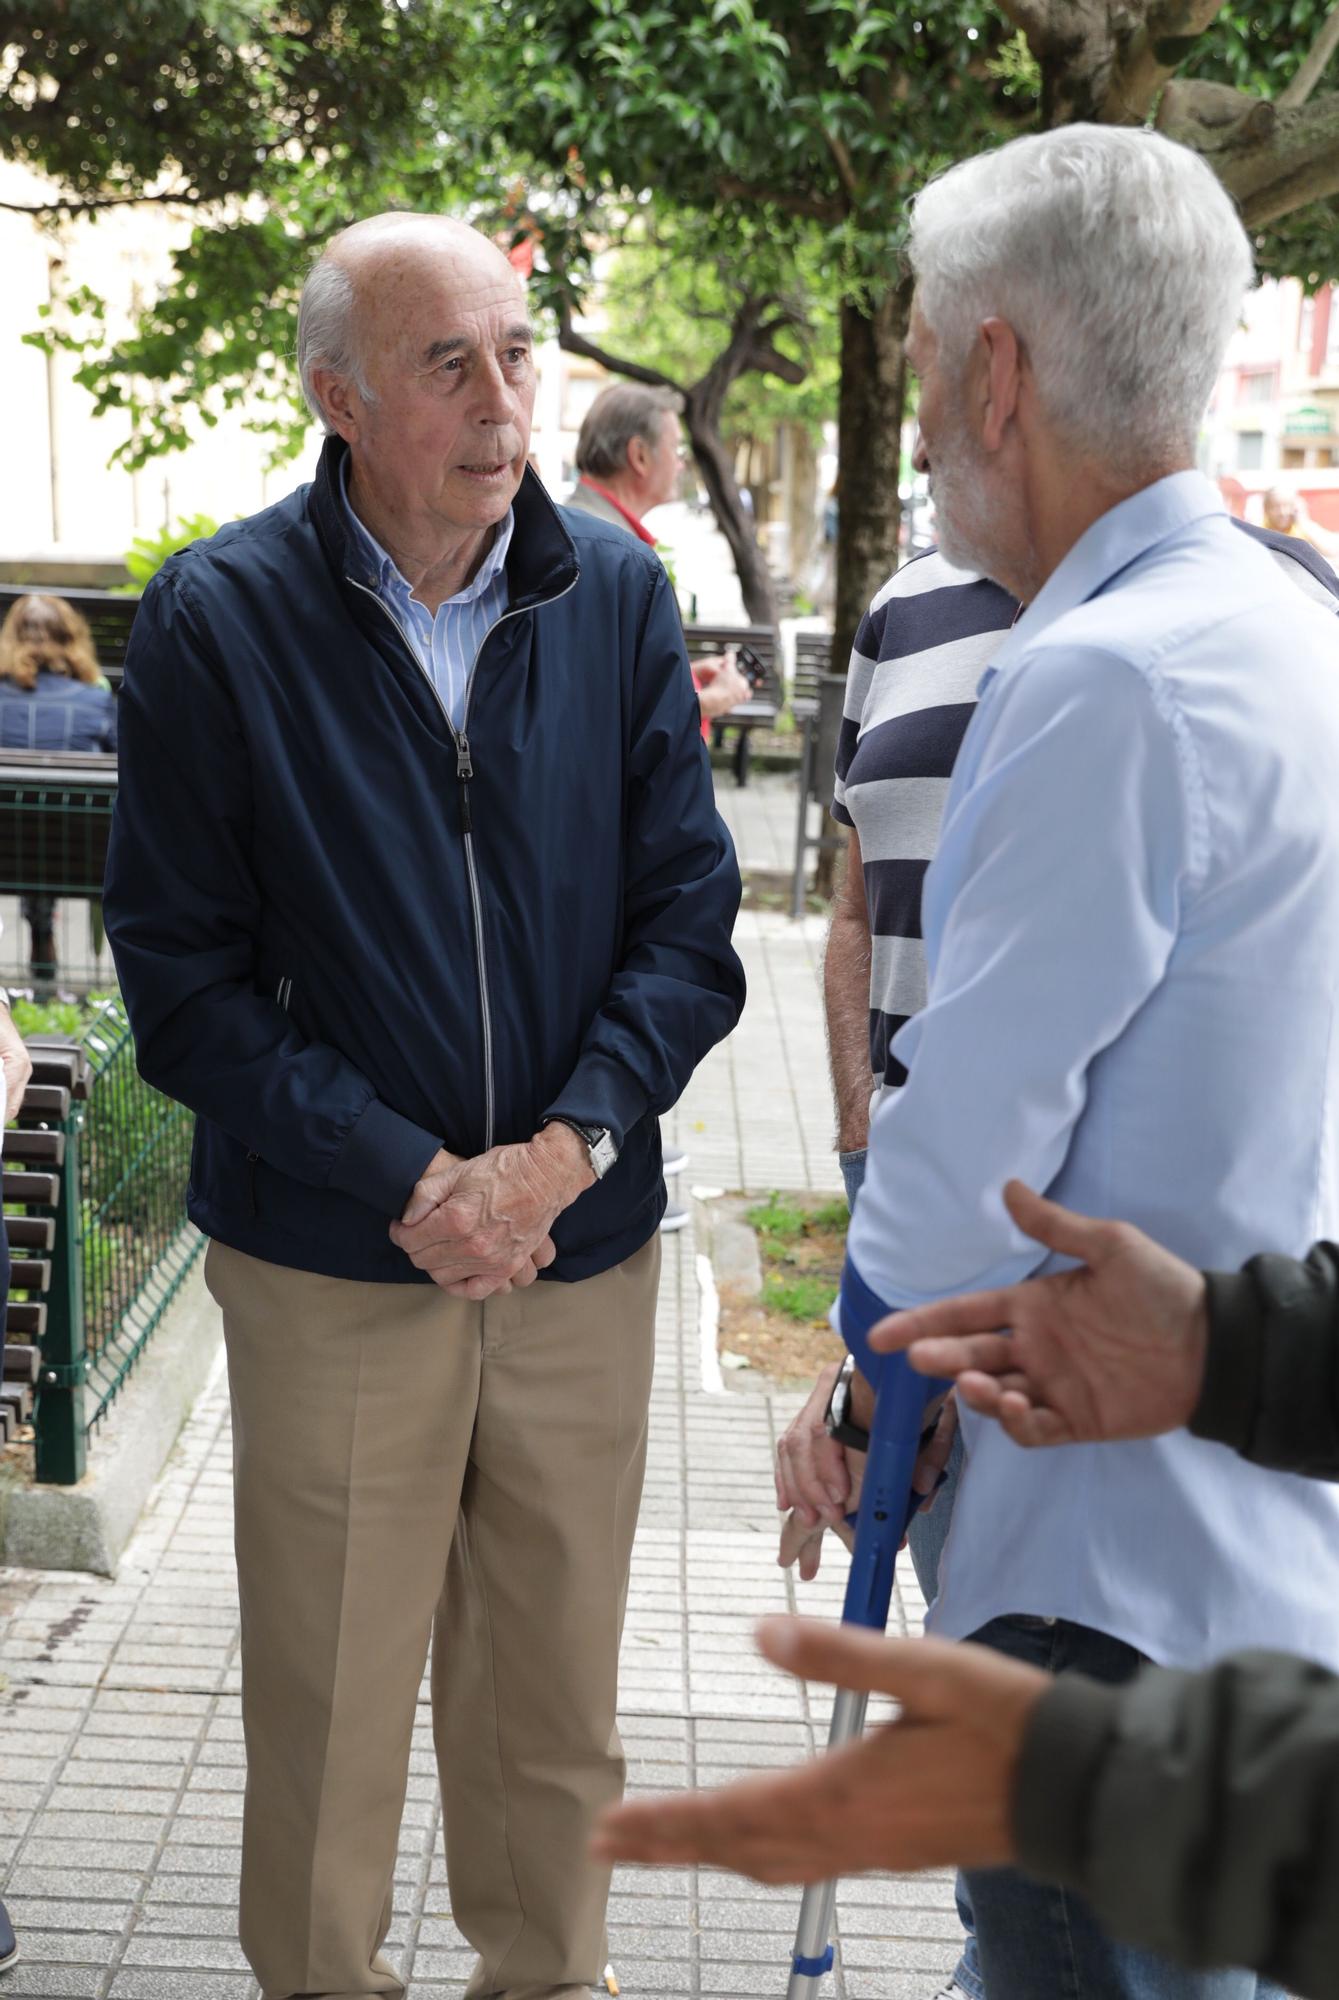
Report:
339,450,515,607
980,469,1226,691
577,476,658,545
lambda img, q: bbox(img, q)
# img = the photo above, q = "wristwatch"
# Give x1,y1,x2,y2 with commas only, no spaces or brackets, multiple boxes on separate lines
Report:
824,1353,871,1453
542,1115,619,1181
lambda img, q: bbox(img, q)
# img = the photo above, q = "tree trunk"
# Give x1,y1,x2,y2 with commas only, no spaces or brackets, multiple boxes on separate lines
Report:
681,396,779,625
832,282,911,674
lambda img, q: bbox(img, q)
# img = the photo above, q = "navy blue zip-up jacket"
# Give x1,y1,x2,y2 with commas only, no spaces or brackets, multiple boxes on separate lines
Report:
103,440,745,1284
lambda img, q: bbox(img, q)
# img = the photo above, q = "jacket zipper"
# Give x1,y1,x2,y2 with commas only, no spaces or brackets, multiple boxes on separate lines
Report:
246,976,292,1216
347,571,576,1152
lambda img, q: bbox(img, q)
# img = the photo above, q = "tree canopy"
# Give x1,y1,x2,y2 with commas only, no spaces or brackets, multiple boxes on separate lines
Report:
12,0,1339,649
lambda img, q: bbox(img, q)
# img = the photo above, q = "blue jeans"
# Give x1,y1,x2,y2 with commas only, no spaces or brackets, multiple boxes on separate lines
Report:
954,1615,1286,2000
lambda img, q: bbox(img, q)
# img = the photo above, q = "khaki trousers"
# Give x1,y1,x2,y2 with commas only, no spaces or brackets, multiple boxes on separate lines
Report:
206,1234,660,2000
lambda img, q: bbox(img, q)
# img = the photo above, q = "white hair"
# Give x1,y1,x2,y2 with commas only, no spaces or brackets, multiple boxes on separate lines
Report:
296,255,378,430
908,124,1254,478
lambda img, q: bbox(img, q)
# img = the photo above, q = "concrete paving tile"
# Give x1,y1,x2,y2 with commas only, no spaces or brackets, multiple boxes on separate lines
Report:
111,1974,253,1999
0,1966,104,1997
120,1937,251,1970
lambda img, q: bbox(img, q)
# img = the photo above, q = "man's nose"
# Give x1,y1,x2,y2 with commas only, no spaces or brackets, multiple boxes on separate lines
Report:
911,427,930,475
474,354,518,423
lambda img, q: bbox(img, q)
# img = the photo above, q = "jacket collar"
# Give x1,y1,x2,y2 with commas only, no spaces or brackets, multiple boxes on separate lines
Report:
309,435,581,612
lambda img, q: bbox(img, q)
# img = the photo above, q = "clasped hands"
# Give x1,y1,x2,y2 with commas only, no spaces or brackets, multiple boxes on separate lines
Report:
389,1124,594,1299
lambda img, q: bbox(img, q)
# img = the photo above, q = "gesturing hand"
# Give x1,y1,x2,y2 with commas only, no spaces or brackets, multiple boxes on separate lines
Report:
871,1179,1209,1448
390,1126,591,1299
591,1616,1045,1881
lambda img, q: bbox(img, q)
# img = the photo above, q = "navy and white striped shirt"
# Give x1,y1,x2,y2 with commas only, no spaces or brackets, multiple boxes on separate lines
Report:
833,524,1339,1097
340,455,513,731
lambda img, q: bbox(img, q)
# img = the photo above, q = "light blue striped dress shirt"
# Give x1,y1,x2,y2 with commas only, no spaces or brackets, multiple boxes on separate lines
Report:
844,471,1339,1673
340,455,513,731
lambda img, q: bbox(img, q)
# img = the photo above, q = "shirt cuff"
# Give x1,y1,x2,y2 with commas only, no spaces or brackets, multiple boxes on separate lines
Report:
327,1097,444,1218
1190,1268,1264,1456
1012,1674,1124,1889
543,1049,648,1152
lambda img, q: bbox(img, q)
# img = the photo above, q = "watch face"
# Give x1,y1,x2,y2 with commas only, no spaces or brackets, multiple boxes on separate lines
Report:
590,1129,619,1177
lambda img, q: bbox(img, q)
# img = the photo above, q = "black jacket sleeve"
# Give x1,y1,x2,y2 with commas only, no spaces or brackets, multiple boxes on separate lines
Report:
1191,1242,1339,1478
1010,1238,1339,1993
1015,1652,1339,1997
542,562,744,1141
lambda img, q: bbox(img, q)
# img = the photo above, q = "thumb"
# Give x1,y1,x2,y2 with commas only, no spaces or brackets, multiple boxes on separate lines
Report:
756,1617,970,1722
1002,1179,1107,1265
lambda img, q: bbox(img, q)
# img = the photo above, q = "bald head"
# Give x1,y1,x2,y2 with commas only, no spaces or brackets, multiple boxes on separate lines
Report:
297,212,525,430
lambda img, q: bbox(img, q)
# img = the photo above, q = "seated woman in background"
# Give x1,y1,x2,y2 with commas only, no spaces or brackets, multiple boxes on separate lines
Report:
0,595,117,990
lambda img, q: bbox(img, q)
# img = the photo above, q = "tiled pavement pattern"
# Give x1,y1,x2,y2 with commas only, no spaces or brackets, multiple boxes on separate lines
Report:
0,769,963,1997
0,1258,962,2000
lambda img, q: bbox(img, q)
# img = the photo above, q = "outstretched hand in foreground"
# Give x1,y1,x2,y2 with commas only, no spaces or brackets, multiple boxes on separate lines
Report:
871,1179,1208,1449
592,1616,1044,1880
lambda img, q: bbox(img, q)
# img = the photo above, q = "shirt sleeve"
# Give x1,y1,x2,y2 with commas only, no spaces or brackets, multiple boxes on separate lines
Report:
831,604,882,826
844,644,1199,1310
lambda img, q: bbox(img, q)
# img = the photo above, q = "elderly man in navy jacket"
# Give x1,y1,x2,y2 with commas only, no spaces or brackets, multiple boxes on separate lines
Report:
104,213,744,2000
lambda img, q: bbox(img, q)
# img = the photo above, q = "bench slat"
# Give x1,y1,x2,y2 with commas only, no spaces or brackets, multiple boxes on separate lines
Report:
4,1216,56,1251
2,1171,59,1205
6,1302,47,1338
2,1344,39,1383
4,1130,65,1168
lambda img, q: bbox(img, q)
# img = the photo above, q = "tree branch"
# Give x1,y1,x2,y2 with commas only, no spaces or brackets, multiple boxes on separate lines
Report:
1158,79,1339,227
553,295,686,394
716,175,845,222
993,0,1060,44
1279,2,1339,109
824,128,860,204
1099,1,1227,125
0,187,207,215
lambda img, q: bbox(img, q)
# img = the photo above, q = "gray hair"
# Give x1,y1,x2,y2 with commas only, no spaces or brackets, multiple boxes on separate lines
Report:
576,382,684,478
297,254,378,430
908,124,1253,479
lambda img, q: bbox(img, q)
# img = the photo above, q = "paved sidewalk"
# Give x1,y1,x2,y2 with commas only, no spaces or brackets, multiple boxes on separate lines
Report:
0,801,964,1998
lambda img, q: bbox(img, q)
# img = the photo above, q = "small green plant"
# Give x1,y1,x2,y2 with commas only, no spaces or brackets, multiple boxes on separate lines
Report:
763,1270,838,1323
115,515,219,595
745,1190,849,1325
746,1191,808,1247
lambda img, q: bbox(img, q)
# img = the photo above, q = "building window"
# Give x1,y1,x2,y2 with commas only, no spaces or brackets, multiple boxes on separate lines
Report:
1239,368,1275,404
1238,431,1266,470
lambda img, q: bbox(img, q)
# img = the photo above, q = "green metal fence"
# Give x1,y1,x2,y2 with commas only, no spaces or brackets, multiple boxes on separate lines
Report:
29,999,203,1484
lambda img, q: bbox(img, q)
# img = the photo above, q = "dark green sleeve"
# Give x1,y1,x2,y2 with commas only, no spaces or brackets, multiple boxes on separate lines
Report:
1013,1652,1339,1995
1192,1242,1339,1477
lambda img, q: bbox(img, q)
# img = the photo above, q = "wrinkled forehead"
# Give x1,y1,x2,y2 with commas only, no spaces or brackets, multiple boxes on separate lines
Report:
351,237,527,355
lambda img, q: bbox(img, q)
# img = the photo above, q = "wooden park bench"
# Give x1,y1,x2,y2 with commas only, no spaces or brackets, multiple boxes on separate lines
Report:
0,585,138,690
1,1039,88,1448
683,622,779,788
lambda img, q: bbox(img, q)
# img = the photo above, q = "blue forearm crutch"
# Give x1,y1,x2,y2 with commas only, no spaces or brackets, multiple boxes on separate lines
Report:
786,1256,949,2000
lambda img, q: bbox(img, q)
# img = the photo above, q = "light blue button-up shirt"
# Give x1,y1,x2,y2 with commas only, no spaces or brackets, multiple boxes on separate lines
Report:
845,470,1339,1671
340,454,512,731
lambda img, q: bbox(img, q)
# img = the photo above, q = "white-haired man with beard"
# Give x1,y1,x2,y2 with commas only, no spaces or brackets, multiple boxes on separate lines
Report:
597,125,1339,1999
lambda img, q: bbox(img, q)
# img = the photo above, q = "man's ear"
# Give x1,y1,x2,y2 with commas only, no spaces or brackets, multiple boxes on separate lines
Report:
978,318,1022,454
312,370,361,445
625,433,649,479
